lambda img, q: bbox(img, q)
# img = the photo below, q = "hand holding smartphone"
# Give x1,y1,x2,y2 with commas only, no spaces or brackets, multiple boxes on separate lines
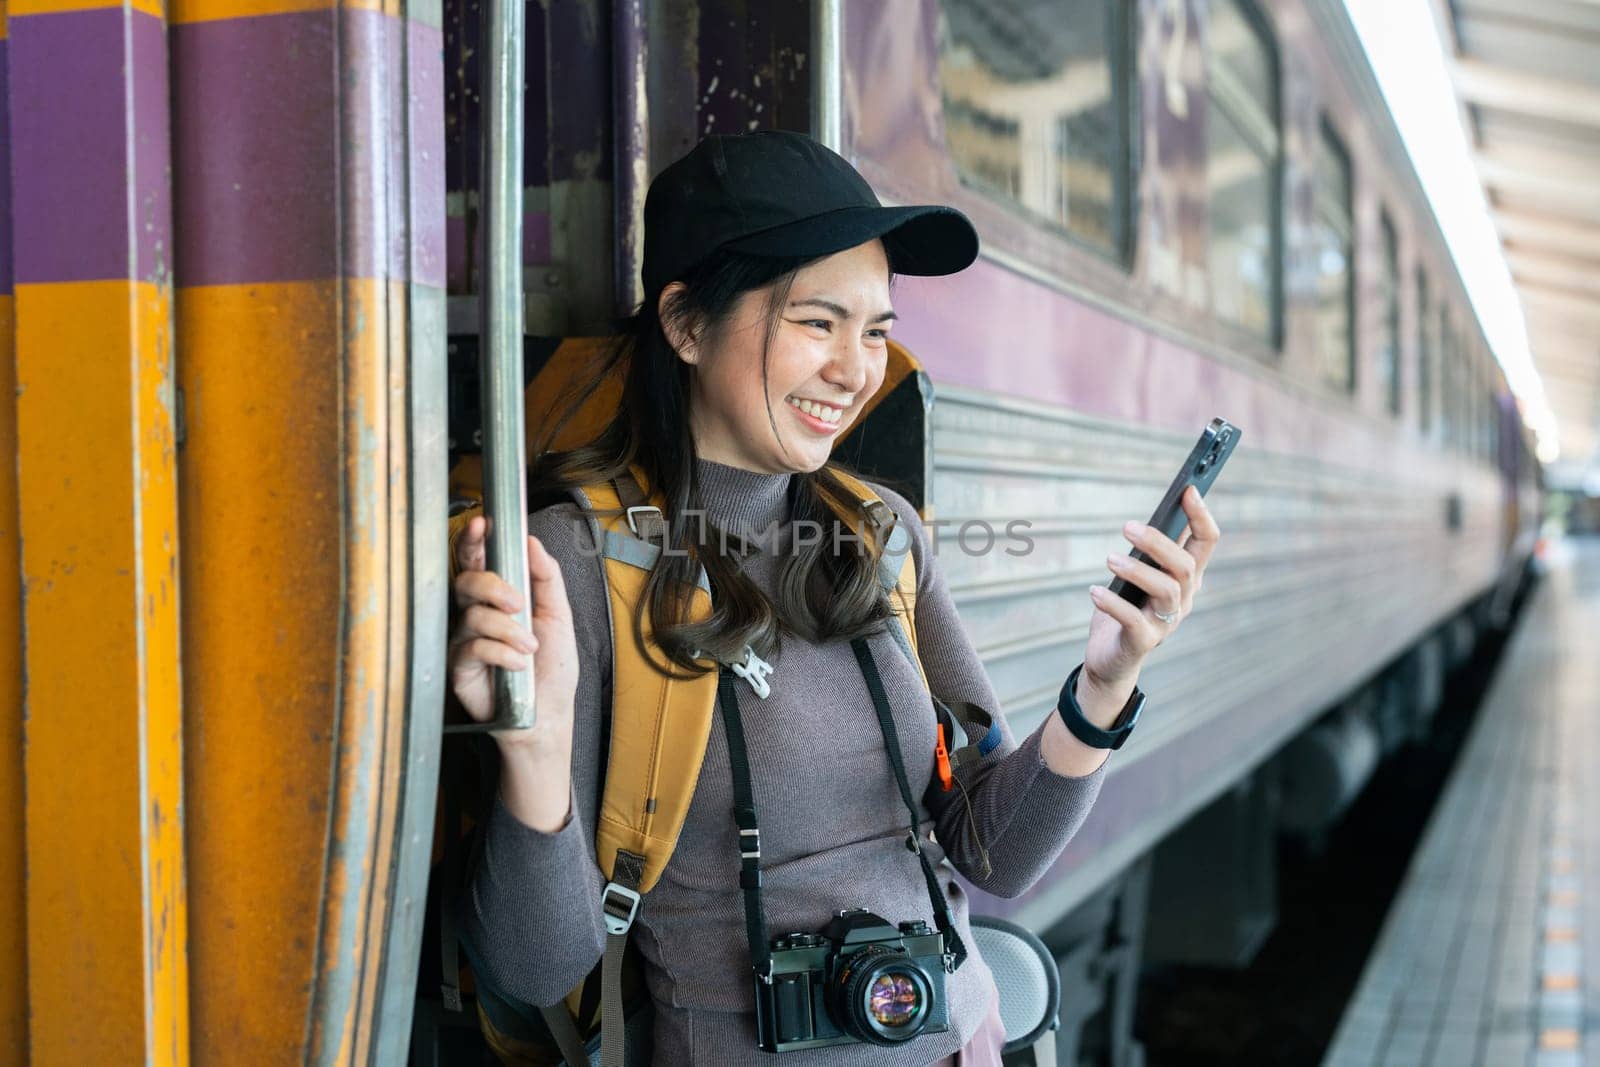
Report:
1107,418,1240,609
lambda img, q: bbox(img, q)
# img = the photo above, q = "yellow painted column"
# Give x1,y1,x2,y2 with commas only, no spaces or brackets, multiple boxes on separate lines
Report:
0,2,27,1052
0,281,22,1060
7,0,189,1061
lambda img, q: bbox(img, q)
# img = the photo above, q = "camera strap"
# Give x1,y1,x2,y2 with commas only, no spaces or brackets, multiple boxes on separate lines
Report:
715,635,968,987
717,666,776,980
850,637,967,973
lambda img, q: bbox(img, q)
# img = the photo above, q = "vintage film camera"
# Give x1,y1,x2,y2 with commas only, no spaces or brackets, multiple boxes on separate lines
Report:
754,908,953,1052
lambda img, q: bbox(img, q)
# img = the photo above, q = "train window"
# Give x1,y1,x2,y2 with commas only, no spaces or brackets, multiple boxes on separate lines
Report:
1313,120,1355,393
1416,269,1432,435
938,0,1138,263
1206,0,1283,345
1378,212,1401,416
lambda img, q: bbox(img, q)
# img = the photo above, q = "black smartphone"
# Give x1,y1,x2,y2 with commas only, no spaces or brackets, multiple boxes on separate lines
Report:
1108,417,1241,609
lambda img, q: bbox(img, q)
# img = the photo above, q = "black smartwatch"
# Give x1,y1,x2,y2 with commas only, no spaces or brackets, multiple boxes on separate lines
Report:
1056,664,1146,750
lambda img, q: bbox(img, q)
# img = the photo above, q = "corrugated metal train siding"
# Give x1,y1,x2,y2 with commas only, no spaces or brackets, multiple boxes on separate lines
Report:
931,385,1503,929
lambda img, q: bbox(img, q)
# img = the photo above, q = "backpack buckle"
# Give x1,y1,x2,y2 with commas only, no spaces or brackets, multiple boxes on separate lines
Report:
859,498,893,526
731,645,773,699
625,504,664,539
601,881,641,936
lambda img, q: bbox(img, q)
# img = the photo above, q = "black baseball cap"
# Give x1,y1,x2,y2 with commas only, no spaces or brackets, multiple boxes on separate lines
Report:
641,130,980,295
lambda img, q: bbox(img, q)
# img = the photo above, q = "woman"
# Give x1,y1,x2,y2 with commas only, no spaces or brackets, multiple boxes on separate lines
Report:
448,131,1221,1065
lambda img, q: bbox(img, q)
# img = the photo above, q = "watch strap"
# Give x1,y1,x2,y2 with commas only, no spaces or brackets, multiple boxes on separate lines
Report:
1056,663,1145,751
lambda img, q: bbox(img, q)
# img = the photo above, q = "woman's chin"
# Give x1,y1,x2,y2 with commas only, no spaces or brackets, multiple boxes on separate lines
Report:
793,448,834,474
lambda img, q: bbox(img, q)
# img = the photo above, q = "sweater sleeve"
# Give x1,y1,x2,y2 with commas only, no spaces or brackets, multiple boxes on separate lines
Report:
461,501,614,1007
871,484,1110,900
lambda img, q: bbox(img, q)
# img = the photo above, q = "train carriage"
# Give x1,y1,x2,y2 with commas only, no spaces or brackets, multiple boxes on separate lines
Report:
0,0,1541,1062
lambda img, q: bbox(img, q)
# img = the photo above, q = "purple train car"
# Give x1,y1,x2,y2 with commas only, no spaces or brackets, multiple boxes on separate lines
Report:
0,0,1543,1061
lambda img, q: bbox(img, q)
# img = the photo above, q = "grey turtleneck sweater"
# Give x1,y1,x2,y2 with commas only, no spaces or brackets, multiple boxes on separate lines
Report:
466,458,1111,1065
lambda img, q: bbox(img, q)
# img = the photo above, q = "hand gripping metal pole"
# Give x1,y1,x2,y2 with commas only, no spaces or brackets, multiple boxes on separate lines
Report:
476,0,535,730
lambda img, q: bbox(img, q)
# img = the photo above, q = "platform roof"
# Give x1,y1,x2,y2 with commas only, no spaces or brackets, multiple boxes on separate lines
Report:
1445,0,1600,487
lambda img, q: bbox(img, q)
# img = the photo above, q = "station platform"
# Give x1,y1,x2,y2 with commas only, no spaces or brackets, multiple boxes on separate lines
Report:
1322,538,1598,1066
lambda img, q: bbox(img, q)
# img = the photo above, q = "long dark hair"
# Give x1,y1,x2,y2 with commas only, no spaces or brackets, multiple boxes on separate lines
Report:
528,248,901,677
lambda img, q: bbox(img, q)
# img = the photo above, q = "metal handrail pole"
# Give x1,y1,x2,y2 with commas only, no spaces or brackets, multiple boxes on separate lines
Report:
475,0,535,729
613,0,649,317
811,0,842,151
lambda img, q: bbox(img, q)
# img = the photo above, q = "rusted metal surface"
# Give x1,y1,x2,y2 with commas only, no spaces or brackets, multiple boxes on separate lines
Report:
170,0,444,1058
0,279,20,1061
171,2,341,1054
17,284,189,1066
308,275,395,1066
331,13,442,1044
612,0,647,316
377,276,448,1067
311,4,447,1058
175,281,343,1060
0,5,25,1056
8,0,188,1055
370,0,449,1055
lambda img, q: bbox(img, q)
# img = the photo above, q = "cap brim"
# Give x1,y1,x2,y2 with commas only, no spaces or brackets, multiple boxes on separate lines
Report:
721,204,979,277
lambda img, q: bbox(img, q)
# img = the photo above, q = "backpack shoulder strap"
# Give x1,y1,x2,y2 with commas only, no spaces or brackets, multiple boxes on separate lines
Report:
818,469,1001,773
573,466,719,898
575,467,723,1067
817,469,925,687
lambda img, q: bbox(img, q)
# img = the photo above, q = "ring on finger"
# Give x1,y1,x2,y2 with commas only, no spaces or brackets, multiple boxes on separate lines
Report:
1152,605,1178,624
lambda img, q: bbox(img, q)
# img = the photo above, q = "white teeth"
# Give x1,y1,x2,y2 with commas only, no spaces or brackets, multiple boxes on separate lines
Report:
788,397,841,424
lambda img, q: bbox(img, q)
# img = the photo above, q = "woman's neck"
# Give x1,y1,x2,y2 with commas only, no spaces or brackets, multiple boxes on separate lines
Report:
692,455,794,534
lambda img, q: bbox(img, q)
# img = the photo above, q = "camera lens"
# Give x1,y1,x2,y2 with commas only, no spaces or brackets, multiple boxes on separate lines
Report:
830,945,934,1045
867,971,920,1027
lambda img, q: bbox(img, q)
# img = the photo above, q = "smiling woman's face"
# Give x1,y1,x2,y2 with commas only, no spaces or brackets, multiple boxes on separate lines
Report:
668,238,894,475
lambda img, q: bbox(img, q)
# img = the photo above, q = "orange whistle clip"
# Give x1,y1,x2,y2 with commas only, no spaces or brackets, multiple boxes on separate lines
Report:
935,724,953,792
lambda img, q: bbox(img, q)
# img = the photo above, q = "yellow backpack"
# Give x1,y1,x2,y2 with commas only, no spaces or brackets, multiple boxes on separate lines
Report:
437,339,995,1067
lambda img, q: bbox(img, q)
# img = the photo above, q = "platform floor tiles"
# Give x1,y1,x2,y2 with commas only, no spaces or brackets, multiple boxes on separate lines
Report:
1322,537,1598,1067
